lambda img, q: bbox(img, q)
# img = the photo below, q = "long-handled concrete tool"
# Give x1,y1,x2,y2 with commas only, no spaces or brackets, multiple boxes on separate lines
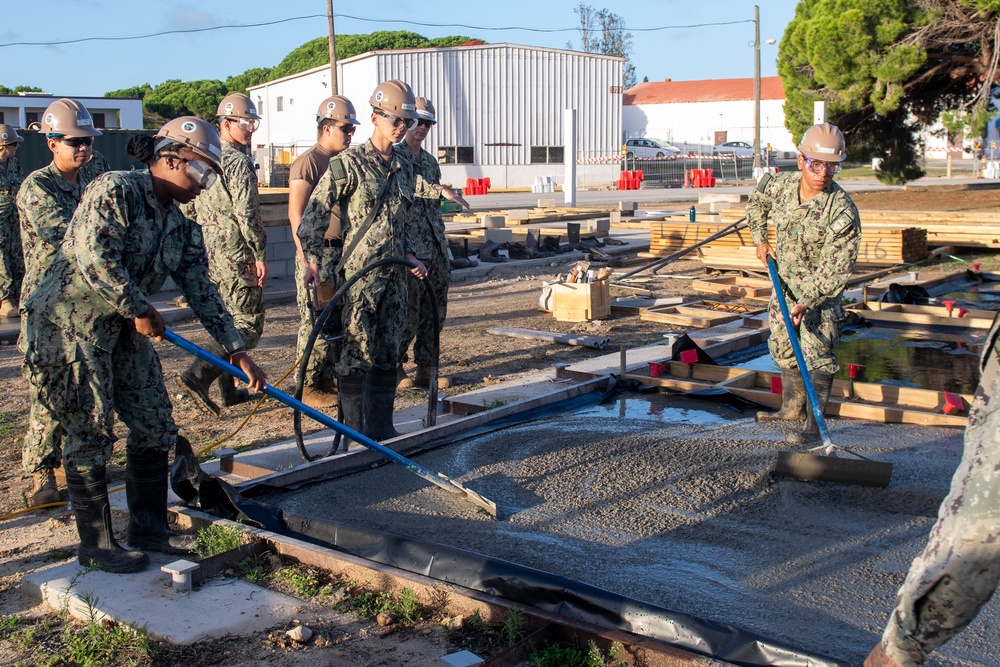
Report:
165,329,498,516
766,258,893,487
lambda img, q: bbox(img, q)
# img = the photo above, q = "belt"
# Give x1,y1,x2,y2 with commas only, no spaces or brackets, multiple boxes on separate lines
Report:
324,239,343,248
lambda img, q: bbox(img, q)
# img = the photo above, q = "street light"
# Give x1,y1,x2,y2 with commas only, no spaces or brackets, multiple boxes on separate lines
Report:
753,4,776,175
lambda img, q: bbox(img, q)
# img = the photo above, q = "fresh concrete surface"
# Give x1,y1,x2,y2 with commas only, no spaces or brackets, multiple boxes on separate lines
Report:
22,555,301,644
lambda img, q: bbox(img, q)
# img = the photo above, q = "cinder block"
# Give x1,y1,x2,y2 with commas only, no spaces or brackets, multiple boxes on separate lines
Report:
709,201,735,213
537,198,557,208
609,211,622,224
584,218,611,234
479,215,505,229
697,192,745,205
482,228,513,244
618,201,636,213
507,208,530,222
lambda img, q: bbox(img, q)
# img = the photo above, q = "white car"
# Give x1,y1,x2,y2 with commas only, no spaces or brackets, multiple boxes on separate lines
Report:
623,138,679,159
712,141,756,157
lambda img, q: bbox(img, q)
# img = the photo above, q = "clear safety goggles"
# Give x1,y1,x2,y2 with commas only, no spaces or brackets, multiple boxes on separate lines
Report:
227,117,260,132
183,158,218,190
375,109,417,130
803,156,842,175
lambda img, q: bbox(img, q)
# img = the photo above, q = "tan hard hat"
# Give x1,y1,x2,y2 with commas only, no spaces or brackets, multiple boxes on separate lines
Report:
155,116,224,174
0,124,23,144
798,123,846,162
216,93,261,120
317,95,360,125
40,98,103,137
369,80,418,119
414,97,436,123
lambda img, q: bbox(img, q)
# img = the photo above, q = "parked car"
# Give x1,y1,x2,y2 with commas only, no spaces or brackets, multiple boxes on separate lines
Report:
712,141,756,157
623,138,679,159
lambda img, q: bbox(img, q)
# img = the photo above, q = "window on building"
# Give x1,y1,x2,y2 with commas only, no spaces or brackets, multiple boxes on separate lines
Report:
530,146,564,164
26,112,39,128
91,113,106,129
276,96,283,112
437,146,474,164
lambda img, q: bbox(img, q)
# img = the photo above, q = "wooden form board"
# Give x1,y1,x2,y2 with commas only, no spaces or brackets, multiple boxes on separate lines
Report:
624,362,970,427
691,276,772,299
444,207,608,225
848,301,997,329
639,301,765,327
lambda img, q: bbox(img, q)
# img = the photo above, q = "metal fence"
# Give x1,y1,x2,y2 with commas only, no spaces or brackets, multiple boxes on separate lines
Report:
15,129,149,175
617,155,758,187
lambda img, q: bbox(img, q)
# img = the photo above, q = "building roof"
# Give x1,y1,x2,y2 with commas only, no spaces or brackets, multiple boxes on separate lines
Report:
623,76,785,105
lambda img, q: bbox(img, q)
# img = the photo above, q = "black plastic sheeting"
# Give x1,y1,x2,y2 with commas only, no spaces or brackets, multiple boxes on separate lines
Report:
278,512,848,667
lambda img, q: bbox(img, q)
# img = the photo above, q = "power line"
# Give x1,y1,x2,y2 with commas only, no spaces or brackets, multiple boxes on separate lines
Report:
0,13,753,48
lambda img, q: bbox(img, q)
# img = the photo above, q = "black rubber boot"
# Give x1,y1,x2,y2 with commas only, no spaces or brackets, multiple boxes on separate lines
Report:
364,368,402,441
178,359,221,416
65,465,149,573
217,374,251,408
125,448,197,554
756,369,807,421
338,373,364,434
786,371,835,445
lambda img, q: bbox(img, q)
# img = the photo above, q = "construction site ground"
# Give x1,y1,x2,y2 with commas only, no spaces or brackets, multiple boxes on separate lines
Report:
2,184,1000,666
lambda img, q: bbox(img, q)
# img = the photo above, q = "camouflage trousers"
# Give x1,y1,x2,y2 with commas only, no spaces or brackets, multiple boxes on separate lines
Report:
22,317,177,473
295,248,341,386
0,210,24,304
21,361,65,473
335,264,409,376
399,252,449,367
214,262,264,351
767,290,842,374
880,318,1000,666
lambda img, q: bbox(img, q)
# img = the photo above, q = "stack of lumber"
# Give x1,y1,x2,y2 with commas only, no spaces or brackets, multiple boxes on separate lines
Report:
444,207,607,225
650,220,927,268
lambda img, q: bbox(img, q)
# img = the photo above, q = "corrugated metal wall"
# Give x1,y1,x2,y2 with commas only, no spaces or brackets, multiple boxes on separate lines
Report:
14,129,150,175
374,45,623,165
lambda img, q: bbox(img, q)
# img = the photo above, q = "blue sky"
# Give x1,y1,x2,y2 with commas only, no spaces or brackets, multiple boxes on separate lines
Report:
4,0,799,97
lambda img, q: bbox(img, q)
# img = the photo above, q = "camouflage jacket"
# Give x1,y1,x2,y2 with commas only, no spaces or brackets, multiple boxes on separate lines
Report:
190,141,266,286
747,172,861,309
22,170,244,353
299,140,441,274
79,150,110,184
0,156,22,222
16,161,87,297
397,144,447,259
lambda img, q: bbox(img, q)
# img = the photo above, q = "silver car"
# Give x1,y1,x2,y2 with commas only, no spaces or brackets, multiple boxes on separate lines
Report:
623,138,679,159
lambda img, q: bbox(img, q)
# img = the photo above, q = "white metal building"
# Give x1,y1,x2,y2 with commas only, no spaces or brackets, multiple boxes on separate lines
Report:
248,43,624,189
0,94,142,130
623,77,796,155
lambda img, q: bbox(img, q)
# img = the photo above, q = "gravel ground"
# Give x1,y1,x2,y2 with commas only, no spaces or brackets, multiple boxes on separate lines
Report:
270,394,998,666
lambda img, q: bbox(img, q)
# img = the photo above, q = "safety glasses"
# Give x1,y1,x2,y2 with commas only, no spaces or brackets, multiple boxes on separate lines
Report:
335,123,356,135
416,119,435,128
227,117,260,132
803,156,842,175
375,109,417,130
182,158,218,190
61,136,94,148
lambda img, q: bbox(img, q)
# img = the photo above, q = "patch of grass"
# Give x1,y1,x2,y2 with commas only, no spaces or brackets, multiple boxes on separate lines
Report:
274,564,323,598
346,587,426,625
193,523,244,559
463,607,527,649
482,398,507,410
45,548,76,563
62,618,152,667
525,637,628,667
236,552,272,584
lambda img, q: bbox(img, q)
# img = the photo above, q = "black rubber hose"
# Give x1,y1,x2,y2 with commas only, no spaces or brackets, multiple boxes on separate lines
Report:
293,257,441,462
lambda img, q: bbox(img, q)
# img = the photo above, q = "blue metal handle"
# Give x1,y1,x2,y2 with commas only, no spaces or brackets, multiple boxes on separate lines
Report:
164,329,496,515
765,258,834,448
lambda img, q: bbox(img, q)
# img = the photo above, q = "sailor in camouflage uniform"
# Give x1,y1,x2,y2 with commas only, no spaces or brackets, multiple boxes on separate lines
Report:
21,117,266,573
747,122,860,443
287,94,360,409
0,123,24,319
299,80,466,441
79,148,110,184
179,93,267,415
865,314,1000,666
396,97,454,391
16,99,103,506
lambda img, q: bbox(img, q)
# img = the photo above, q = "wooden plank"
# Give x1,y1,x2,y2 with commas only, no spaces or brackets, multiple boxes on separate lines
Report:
487,327,610,350
640,305,742,327
848,303,996,329
691,276,772,298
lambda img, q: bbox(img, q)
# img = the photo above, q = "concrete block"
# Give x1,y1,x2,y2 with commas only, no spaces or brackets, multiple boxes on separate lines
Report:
482,228,513,244
698,192,745,205
585,218,611,234
609,211,622,224
537,198,557,208
480,215,505,229
441,650,484,666
507,208,530,222
618,201,636,213
709,201,738,213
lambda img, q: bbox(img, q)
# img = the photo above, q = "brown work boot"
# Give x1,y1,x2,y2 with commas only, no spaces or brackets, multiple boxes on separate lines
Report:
301,384,338,408
414,365,450,389
32,468,61,506
396,365,414,389
864,643,904,667
0,299,19,318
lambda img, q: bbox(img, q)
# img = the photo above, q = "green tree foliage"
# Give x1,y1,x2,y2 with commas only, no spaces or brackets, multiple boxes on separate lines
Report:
571,4,637,89
143,79,228,122
779,0,1000,184
0,85,43,94
105,84,153,99
225,68,275,96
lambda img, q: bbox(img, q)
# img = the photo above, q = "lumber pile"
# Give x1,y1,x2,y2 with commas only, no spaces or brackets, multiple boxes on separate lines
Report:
444,207,607,225
650,220,927,268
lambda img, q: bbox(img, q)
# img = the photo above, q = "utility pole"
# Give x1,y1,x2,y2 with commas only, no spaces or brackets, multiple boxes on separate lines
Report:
753,4,761,174
327,0,338,94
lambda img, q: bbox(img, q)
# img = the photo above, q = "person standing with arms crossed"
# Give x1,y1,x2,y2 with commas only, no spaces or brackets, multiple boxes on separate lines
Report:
0,123,24,319
21,117,266,572
179,92,267,415
287,95,360,409
16,99,102,506
299,80,467,440
396,97,452,390
747,122,860,443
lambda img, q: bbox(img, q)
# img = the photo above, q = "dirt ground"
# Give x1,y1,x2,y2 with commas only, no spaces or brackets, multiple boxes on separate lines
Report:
1,185,999,665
